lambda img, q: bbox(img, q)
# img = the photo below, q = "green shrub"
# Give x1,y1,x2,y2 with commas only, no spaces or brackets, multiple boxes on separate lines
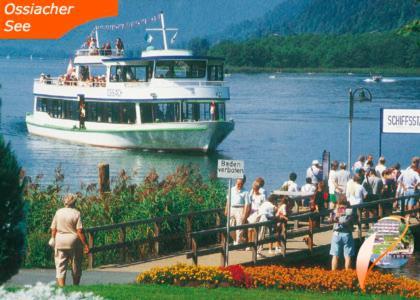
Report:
24,232,54,268
23,164,226,267
0,136,25,283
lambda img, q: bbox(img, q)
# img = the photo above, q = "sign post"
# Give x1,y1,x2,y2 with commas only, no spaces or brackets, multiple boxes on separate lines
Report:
217,159,245,267
380,109,420,156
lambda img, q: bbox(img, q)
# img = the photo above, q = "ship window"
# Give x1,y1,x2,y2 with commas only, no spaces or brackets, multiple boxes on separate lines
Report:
140,103,180,123
155,60,206,79
85,102,136,124
36,98,79,120
110,65,150,82
207,65,224,81
182,101,225,121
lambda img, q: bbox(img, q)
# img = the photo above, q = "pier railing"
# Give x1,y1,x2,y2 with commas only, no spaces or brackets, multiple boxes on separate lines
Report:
186,195,419,266
84,194,418,268
84,207,223,269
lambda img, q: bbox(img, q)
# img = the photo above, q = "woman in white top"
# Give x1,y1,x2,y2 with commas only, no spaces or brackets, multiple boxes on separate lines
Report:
245,180,266,249
346,174,367,209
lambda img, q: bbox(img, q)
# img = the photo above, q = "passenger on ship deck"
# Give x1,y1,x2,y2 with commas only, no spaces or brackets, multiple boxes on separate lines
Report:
115,38,124,55
88,38,98,55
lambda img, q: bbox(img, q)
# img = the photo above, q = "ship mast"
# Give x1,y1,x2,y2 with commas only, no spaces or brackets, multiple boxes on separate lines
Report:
146,11,178,50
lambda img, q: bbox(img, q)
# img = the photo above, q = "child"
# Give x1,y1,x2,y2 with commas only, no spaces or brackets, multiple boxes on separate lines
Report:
301,177,316,207
274,196,289,255
256,194,277,258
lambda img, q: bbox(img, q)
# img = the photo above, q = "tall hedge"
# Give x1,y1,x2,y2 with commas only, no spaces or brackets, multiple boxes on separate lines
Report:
0,136,25,284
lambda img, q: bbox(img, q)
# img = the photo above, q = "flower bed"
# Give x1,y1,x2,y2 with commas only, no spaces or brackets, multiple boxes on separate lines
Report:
136,264,420,298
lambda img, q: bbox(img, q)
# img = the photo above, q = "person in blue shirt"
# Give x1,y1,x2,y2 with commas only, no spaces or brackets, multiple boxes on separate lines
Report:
330,199,354,270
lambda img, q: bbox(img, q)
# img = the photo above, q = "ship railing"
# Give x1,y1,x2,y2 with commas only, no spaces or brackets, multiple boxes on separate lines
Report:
75,48,124,57
34,78,107,88
122,80,225,88
35,78,224,88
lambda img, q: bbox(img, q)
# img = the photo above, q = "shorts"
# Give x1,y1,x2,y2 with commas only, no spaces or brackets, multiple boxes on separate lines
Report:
399,189,417,208
330,231,354,257
54,245,83,279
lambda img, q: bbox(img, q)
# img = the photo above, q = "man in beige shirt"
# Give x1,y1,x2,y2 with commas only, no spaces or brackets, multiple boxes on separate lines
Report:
50,194,89,287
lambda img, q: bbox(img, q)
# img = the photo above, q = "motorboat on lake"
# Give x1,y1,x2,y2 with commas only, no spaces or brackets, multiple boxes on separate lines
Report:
26,12,234,152
372,75,383,82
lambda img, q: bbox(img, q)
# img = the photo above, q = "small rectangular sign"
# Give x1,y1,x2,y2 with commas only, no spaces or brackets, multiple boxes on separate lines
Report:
382,109,420,134
217,160,245,179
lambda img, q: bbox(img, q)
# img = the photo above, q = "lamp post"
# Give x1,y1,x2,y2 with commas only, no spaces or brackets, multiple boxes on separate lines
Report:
348,88,372,169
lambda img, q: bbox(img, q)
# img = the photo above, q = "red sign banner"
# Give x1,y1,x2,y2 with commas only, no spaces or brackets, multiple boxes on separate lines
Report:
0,0,118,39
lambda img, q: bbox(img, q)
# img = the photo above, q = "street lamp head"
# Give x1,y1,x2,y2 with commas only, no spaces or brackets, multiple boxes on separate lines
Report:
354,87,372,102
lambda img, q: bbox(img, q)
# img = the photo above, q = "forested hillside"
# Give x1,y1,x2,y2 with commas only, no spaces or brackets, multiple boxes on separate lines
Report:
220,0,419,40
209,33,419,69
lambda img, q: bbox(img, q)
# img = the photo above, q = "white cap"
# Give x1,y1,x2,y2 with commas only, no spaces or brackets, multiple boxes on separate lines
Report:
312,160,320,165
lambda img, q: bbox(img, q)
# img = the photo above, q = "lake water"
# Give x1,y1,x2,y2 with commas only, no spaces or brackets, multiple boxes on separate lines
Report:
0,58,418,192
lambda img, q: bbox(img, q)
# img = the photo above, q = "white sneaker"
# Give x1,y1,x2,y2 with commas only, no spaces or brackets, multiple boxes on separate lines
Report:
274,247,281,255
257,253,263,259
233,241,238,246
245,247,251,251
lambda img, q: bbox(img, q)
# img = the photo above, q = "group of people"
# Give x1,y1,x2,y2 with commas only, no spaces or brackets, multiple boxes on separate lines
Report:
225,155,419,269
83,36,124,56
225,176,291,258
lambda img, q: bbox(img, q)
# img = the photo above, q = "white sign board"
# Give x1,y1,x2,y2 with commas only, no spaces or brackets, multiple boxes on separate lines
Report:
382,109,420,134
217,160,245,179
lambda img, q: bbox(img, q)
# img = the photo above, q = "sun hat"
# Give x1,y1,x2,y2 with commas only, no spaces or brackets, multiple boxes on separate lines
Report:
63,193,77,207
312,160,320,165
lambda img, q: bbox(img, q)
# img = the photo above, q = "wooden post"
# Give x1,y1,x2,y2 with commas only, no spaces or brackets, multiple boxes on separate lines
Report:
153,222,160,256
192,238,198,265
119,226,127,263
308,217,313,252
220,231,226,267
378,203,383,219
88,232,94,269
294,200,299,229
98,163,110,194
357,208,362,241
215,212,221,243
186,215,193,250
252,225,258,264
281,222,287,257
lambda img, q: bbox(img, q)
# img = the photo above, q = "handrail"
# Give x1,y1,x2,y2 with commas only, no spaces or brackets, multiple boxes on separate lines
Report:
84,207,224,269
187,194,419,266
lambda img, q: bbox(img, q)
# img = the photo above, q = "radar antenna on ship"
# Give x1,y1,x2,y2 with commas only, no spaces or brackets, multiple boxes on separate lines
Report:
146,11,178,50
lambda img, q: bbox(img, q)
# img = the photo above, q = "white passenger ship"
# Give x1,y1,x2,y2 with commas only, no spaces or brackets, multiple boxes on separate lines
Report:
26,13,234,152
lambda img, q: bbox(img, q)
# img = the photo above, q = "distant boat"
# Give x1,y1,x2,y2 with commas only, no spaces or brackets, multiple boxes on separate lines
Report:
372,75,383,82
347,72,354,75
269,75,276,79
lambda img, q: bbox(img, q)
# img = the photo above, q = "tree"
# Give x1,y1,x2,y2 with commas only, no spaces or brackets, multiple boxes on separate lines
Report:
188,38,210,56
0,135,25,284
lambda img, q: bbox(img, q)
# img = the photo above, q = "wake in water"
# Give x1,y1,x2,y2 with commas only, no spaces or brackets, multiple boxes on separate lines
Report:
364,78,397,83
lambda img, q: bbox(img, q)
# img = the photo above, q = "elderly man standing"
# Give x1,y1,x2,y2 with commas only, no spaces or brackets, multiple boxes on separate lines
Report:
306,160,323,186
225,177,248,245
50,194,89,287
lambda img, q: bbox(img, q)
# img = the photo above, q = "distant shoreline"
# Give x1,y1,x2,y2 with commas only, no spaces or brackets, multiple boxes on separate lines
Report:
226,66,420,76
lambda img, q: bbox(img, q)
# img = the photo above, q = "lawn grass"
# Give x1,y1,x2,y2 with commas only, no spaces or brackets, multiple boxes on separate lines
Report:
65,284,407,300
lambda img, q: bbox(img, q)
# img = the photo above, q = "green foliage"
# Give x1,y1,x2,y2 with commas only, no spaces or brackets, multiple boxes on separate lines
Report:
209,32,420,69
24,165,226,267
24,232,54,268
0,136,25,284
222,0,420,39
188,38,211,56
